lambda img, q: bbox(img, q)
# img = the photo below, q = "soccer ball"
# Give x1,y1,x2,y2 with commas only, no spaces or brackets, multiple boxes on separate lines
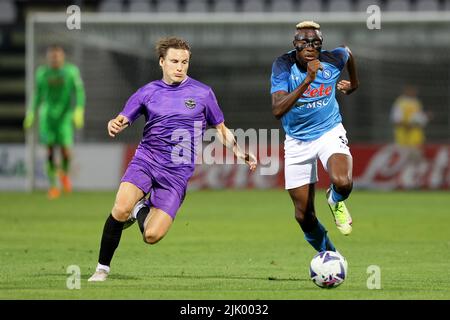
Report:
309,251,348,288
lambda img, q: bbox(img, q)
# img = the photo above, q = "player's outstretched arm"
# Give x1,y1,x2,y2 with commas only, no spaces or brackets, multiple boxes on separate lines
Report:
215,122,257,171
107,115,129,137
272,59,323,119
337,46,359,95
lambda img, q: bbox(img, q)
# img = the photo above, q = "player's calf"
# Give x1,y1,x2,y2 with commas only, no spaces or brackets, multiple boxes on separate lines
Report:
294,208,336,252
295,208,317,233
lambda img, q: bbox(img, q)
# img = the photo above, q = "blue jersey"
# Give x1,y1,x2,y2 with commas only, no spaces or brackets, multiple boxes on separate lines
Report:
270,47,349,141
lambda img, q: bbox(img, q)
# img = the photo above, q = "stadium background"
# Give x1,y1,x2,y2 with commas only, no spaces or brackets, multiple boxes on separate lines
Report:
0,0,449,191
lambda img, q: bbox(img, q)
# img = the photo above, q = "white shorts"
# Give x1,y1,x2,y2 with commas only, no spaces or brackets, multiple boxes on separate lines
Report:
284,123,352,190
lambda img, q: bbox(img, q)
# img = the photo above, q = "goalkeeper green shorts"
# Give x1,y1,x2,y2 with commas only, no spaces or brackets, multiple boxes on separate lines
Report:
39,120,74,146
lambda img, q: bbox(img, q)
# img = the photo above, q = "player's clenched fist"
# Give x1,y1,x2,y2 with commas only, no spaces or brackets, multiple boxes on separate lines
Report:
306,59,323,83
107,114,129,137
337,80,357,95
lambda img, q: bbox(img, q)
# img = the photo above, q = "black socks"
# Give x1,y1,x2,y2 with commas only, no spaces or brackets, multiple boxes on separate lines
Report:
98,206,151,267
136,206,151,234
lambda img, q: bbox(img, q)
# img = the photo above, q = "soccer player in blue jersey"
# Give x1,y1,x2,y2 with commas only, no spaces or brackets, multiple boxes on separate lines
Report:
271,21,359,253
88,37,257,281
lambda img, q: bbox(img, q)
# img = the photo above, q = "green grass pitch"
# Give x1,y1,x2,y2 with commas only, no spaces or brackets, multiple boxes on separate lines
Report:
0,189,449,299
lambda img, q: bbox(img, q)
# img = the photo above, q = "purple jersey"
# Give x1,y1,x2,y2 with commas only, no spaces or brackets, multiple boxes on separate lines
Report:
120,77,224,174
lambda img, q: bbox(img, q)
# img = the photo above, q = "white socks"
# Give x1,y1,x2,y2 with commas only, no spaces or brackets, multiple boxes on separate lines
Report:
327,191,337,206
96,263,110,273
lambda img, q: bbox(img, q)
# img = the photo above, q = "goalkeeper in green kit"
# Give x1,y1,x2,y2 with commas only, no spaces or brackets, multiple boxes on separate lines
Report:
23,45,86,199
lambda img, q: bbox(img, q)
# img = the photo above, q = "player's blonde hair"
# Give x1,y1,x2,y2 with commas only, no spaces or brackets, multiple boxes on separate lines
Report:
296,20,321,30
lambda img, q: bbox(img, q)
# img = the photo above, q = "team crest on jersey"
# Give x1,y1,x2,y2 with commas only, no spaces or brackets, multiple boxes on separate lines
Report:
322,69,332,80
184,98,196,109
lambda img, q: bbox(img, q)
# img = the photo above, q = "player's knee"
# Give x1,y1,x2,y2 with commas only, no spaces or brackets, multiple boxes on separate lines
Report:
294,208,315,225
143,229,164,245
111,202,132,222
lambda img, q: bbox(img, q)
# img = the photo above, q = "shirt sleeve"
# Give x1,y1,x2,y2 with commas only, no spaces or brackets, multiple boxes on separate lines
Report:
270,57,290,94
119,88,146,125
204,88,224,126
332,47,350,71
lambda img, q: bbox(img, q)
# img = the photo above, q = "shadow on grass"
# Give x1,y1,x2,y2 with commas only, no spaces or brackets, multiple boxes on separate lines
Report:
149,274,309,282
32,273,309,282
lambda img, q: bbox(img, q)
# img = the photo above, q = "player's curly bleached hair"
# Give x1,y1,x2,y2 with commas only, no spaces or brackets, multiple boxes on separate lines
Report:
296,20,321,30
156,36,191,59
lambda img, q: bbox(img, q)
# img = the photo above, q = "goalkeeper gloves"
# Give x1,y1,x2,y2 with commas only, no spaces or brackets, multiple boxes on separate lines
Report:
23,111,34,129
73,107,84,129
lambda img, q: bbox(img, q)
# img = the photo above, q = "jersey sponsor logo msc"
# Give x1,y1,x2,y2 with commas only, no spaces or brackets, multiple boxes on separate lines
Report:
271,47,349,141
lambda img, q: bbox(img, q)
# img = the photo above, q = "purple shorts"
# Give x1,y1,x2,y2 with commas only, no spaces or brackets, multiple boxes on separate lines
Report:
121,157,191,220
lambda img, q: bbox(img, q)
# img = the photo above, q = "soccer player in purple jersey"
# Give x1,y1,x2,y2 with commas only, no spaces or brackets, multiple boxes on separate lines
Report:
88,37,257,282
271,21,359,254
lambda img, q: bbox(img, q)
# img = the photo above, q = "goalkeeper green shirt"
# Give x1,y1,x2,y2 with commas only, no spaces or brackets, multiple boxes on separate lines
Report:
32,63,85,125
